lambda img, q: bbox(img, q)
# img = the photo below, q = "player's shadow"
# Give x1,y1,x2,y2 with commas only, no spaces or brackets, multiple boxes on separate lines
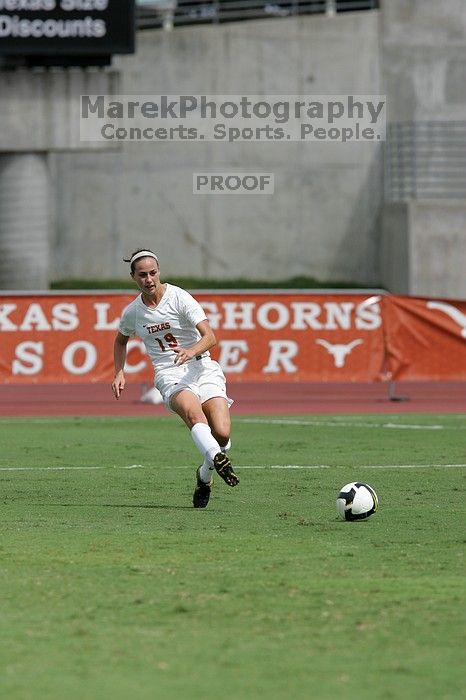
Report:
35,503,194,510
102,503,194,510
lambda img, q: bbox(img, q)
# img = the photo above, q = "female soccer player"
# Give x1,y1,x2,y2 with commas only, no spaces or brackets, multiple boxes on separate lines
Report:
111,248,239,508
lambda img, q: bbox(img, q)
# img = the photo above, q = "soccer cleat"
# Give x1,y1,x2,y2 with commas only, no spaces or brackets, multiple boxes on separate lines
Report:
213,452,239,487
193,466,213,508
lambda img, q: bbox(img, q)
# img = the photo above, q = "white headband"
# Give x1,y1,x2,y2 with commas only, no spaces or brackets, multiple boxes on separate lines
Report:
130,250,159,265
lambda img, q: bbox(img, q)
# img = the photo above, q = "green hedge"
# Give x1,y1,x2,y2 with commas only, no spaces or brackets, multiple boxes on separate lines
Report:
50,276,376,290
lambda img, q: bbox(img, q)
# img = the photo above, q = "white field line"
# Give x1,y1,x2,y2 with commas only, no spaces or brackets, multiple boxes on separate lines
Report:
0,465,145,472
1,418,464,432
0,416,464,429
266,464,466,469
1,464,465,473
237,418,466,430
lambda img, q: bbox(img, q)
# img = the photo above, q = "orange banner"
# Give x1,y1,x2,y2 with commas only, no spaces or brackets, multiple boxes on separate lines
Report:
0,292,385,384
384,295,466,380
0,294,134,385
1,292,465,384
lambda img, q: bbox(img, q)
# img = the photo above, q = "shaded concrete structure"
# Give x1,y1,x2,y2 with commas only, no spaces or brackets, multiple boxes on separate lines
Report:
0,1,465,296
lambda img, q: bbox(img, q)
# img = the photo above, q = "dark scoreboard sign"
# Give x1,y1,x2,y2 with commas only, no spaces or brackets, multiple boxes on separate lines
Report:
0,1,135,61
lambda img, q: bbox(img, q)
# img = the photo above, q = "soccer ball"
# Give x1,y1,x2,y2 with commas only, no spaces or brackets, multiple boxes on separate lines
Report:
336,482,378,521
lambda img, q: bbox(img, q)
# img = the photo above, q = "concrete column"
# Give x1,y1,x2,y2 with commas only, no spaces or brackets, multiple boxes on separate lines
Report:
0,153,49,289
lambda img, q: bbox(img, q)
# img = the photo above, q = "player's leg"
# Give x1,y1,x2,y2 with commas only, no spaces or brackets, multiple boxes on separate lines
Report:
170,389,222,467
202,396,231,449
202,396,239,487
197,360,238,487
170,389,226,507
203,397,231,451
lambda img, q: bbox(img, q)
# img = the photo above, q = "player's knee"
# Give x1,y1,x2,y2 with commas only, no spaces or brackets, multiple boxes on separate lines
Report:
212,425,230,448
186,411,207,428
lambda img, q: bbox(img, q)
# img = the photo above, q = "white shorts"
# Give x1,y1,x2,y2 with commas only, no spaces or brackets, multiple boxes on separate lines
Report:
155,357,233,412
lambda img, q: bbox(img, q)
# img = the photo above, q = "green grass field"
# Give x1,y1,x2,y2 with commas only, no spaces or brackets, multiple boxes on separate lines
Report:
1,413,465,700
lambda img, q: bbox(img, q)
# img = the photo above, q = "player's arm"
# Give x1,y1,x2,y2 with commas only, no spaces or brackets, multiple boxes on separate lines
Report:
112,331,130,399
173,319,216,365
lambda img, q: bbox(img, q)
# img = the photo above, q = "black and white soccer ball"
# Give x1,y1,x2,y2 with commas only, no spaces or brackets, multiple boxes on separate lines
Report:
336,482,379,521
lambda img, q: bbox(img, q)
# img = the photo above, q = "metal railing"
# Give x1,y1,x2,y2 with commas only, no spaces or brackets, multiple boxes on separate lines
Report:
136,0,379,30
385,122,466,201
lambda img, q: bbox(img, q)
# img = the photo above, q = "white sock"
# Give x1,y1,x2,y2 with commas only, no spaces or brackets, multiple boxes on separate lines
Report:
199,458,212,484
191,423,220,480
222,439,231,452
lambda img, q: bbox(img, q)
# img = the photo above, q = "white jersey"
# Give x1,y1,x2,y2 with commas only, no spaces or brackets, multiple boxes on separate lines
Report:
119,284,209,373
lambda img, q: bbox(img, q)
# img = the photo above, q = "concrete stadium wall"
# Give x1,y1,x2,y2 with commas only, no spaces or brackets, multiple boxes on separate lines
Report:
49,11,383,284
381,0,466,123
0,70,120,152
409,201,466,298
379,0,466,298
0,154,49,289
380,201,466,299
0,70,119,289
1,1,464,295
379,203,410,295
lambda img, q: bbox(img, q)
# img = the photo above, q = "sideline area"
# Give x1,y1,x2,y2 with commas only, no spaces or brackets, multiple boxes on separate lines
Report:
0,381,465,416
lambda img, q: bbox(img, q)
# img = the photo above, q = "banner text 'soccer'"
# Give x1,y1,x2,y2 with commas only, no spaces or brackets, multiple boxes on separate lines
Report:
0,293,465,384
